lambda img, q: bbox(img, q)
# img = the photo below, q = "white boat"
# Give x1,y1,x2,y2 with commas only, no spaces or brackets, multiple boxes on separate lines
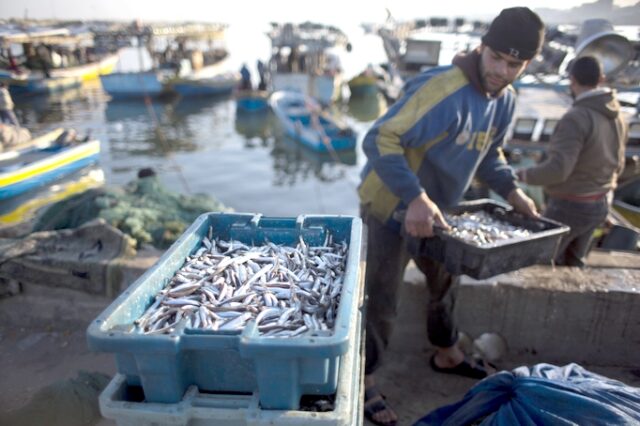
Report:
0,26,118,95
100,23,232,99
267,22,351,105
378,19,481,80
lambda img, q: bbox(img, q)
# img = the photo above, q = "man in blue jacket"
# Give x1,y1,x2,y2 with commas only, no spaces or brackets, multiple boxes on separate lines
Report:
360,8,544,426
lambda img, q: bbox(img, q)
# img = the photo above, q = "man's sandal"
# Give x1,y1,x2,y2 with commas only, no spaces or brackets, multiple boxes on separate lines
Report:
364,386,398,426
429,354,495,379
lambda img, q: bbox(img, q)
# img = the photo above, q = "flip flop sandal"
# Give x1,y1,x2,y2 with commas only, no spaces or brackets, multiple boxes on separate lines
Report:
364,386,398,426
429,354,494,379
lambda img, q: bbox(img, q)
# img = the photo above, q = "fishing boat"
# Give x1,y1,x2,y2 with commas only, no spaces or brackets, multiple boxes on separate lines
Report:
347,73,379,98
613,176,640,228
100,23,230,99
0,167,104,228
378,17,480,80
516,18,639,93
170,71,239,97
235,90,270,112
0,128,100,200
270,91,356,153
0,26,118,95
267,22,351,105
100,70,171,99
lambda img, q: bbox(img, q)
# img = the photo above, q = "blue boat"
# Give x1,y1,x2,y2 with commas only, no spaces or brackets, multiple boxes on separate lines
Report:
269,91,356,153
0,128,100,200
235,90,270,112
170,72,240,97
100,71,170,99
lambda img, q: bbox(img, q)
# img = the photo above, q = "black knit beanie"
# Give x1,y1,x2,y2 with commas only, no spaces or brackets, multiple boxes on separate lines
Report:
481,7,545,60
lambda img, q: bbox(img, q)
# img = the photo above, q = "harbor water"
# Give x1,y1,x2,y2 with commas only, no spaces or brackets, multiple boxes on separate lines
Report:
10,26,389,217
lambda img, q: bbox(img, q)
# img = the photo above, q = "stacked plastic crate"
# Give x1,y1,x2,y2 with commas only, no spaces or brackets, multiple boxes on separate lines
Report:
87,213,364,426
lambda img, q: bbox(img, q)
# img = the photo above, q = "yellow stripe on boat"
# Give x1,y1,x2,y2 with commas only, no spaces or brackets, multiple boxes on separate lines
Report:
0,170,104,225
0,140,100,187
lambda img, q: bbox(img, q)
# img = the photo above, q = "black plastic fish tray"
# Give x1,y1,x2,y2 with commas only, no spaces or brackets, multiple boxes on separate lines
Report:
405,199,570,279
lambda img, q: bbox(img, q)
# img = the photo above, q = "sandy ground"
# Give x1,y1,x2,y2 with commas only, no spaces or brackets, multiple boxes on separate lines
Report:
1,265,639,426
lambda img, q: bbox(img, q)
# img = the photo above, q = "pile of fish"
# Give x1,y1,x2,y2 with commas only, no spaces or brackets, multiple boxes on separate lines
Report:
134,231,348,338
445,210,531,246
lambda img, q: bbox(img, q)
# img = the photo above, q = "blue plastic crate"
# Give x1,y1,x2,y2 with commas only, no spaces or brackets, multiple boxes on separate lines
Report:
87,213,363,409
99,303,363,426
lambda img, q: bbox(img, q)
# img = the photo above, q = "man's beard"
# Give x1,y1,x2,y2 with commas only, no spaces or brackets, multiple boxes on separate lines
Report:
479,63,509,95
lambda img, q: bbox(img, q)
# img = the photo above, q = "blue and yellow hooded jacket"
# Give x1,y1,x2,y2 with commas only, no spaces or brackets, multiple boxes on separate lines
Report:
358,49,518,228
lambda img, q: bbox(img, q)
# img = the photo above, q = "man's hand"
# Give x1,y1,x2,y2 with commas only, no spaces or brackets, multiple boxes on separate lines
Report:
405,193,450,238
507,188,539,218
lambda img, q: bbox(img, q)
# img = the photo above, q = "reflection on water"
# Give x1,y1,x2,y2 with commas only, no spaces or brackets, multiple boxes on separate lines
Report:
234,109,274,148
270,135,357,186
105,99,201,156
13,80,107,135
10,80,370,216
347,92,387,123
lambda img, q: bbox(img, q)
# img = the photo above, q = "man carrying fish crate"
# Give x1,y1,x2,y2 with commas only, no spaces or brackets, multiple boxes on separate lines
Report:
358,7,545,426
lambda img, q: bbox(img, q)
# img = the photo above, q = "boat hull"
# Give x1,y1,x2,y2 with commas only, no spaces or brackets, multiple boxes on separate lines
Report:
0,139,100,200
171,72,240,97
100,72,167,98
236,91,270,112
271,73,342,105
348,75,379,97
2,54,119,95
270,91,356,153
172,81,235,97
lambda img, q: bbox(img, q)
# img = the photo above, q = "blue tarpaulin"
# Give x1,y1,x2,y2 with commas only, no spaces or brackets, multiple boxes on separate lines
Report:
414,363,640,426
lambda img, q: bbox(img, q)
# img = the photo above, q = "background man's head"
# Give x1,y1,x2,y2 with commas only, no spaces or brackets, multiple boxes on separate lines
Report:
481,7,545,61
569,56,604,87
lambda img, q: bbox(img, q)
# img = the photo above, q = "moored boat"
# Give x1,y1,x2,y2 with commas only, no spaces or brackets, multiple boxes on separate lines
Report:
235,90,270,112
269,90,356,153
170,71,239,97
100,23,231,99
0,26,118,95
347,73,379,98
614,176,640,228
0,167,104,228
0,128,100,199
100,70,170,99
267,22,351,105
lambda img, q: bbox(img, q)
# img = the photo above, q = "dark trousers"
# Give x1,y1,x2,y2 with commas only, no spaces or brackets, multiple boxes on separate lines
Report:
544,196,609,267
363,210,458,375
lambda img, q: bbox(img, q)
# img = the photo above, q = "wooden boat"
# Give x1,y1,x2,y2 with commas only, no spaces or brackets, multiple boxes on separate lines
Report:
170,72,239,97
269,91,356,153
347,73,379,98
100,24,230,99
378,20,480,80
235,90,270,112
267,22,350,105
614,177,640,228
0,167,104,227
0,27,118,95
100,71,171,99
0,128,100,199
347,62,401,99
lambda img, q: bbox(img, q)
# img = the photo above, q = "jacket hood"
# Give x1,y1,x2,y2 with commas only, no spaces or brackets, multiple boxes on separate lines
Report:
452,48,508,98
574,88,620,119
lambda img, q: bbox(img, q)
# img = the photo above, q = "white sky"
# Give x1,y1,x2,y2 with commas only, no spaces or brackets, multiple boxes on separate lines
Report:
0,0,637,26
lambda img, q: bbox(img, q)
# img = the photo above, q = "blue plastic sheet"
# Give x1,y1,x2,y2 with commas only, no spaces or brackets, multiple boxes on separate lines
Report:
413,363,640,426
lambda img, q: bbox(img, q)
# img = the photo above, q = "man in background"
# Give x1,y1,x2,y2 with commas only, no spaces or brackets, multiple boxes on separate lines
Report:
0,82,19,127
518,55,627,266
